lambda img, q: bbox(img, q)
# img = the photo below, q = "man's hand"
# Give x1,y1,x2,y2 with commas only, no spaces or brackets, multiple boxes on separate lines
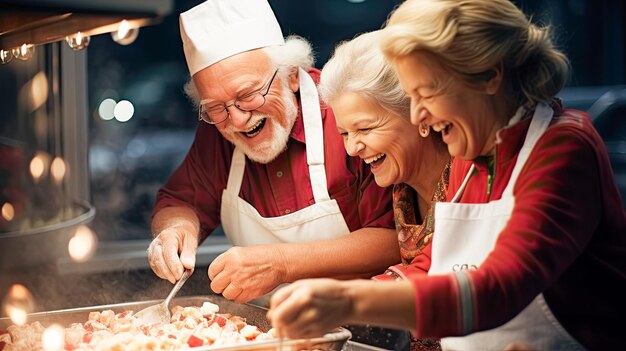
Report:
208,245,289,303
267,279,352,339
148,227,198,284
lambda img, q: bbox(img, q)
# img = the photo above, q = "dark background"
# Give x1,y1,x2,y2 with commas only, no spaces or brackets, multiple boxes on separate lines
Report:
86,0,626,243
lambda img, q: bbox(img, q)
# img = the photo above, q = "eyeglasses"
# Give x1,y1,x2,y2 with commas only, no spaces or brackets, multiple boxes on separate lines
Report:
198,69,279,124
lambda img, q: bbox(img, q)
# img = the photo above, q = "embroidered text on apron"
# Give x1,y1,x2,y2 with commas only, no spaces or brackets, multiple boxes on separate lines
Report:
220,68,350,246
430,102,586,351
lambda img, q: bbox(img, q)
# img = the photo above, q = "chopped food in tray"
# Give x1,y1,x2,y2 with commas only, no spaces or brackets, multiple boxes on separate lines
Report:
0,301,276,351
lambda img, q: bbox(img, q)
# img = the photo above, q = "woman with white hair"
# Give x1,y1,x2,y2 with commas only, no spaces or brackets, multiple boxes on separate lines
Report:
319,29,450,351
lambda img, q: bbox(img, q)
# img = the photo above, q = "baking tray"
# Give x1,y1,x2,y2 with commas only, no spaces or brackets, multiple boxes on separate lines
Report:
343,341,392,351
0,294,351,351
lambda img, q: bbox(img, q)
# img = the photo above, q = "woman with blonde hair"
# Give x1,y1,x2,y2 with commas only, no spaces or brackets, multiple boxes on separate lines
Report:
268,1,626,350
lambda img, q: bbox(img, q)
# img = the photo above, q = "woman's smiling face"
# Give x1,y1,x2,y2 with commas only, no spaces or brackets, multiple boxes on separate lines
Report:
394,51,504,160
332,92,421,188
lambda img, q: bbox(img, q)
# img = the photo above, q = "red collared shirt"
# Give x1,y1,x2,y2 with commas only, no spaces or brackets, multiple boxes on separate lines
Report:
407,105,626,349
153,69,394,241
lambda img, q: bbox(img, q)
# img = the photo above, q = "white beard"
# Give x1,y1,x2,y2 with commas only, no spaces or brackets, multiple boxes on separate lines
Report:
224,83,299,164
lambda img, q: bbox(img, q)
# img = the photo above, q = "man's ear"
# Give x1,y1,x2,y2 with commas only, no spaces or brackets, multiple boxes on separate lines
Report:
485,62,504,95
287,67,299,92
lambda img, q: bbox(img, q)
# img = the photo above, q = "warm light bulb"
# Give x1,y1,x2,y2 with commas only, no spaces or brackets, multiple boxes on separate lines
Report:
118,20,131,39
0,49,12,64
12,44,34,60
65,32,90,51
111,20,140,45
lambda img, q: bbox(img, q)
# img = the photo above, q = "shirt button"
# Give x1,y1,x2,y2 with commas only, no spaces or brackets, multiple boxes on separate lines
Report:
284,209,291,214
276,171,284,178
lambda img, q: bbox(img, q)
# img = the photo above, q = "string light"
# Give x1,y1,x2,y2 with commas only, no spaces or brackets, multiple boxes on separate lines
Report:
0,49,12,64
65,32,91,51
111,20,140,45
12,44,34,60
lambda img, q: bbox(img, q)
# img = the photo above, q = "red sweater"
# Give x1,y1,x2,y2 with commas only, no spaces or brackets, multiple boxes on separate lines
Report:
407,106,626,349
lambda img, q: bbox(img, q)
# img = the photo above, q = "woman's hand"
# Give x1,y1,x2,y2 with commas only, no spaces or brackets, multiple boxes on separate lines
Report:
267,279,353,339
268,279,416,338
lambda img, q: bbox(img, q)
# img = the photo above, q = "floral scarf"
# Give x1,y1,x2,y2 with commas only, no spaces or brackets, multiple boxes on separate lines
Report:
384,161,451,351
394,160,451,266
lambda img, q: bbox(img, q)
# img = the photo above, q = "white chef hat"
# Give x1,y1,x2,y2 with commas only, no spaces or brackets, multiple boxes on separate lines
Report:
180,0,285,76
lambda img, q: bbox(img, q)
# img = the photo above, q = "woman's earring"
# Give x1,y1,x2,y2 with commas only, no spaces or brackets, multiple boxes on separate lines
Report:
418,123,430,138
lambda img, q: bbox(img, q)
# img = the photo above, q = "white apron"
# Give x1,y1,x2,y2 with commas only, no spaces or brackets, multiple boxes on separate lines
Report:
431,102,586,351
220,68,350,246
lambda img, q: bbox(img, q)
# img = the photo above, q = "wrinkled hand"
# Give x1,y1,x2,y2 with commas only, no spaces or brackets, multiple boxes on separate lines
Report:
148,227,198,284
267,279,352,339
208,245,288,303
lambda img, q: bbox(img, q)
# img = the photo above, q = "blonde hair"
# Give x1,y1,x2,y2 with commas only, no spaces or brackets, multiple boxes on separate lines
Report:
380,0,570,104
319,30,410,119
184,35,314,107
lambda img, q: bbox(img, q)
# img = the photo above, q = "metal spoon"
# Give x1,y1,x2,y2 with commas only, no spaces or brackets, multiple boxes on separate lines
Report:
135,269,192,324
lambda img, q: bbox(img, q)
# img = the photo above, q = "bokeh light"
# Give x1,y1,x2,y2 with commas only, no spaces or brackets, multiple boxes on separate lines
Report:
114,100,134,122
1,202,15,221
30,72,49,111
3,284,35,326
50,157,67,184
29,153,47,182
68,225,98,262
98,98,117,120
42,324,65,351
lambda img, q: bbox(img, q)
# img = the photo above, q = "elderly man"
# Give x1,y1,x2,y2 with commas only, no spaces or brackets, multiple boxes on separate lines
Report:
147,0,398,303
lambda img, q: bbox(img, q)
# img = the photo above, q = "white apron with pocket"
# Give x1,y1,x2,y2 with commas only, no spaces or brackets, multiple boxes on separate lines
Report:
220,68,350,246
431,102,586,351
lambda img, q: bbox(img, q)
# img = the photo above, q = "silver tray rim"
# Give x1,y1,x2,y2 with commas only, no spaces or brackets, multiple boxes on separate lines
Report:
0,294,352,351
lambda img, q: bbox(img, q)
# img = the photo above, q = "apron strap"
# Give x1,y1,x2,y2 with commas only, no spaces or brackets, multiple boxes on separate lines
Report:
226,147,246,194
501,101,553,197
450,164,475,203
299,67,331,202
